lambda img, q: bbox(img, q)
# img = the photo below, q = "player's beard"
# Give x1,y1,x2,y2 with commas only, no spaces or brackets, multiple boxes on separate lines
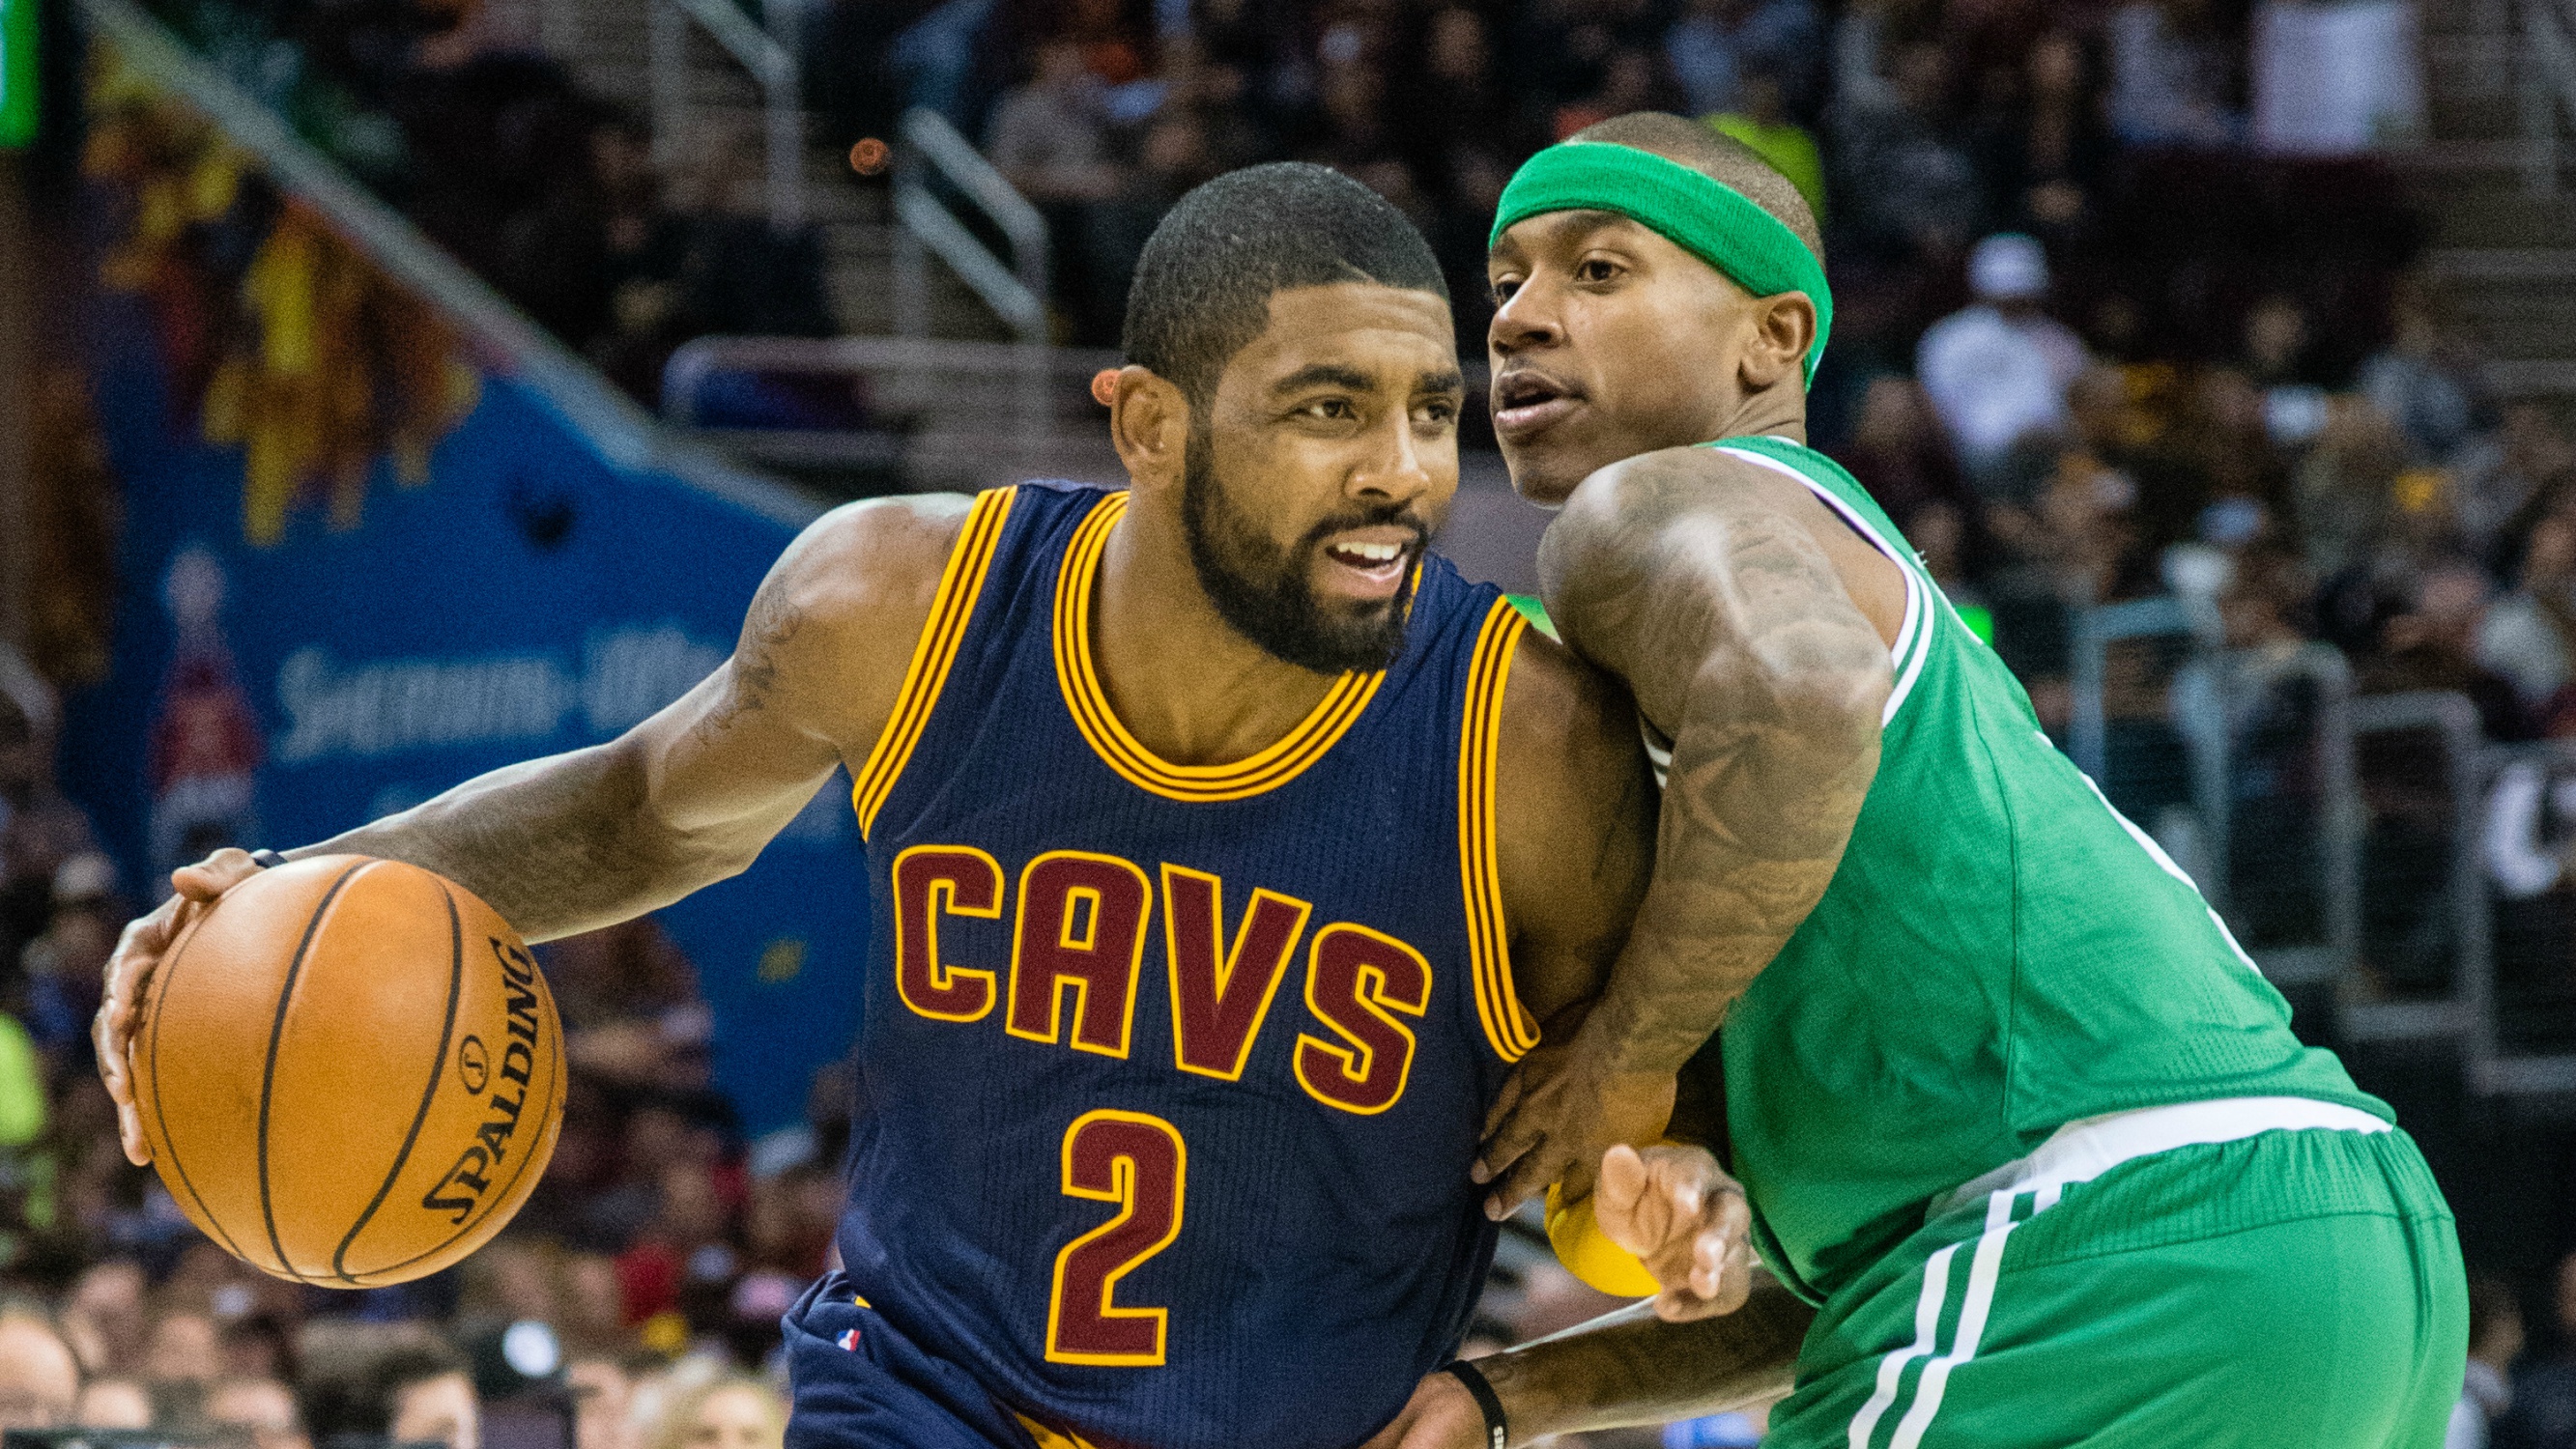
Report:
1180,428,1425,676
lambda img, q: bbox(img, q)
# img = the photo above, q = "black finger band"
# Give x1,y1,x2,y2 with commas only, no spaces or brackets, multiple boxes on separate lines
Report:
247,850,289,869
1441,1360,1508,1449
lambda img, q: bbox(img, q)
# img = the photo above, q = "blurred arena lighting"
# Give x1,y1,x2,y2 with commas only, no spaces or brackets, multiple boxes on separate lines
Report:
501,1320,562,1379
849,137,890,176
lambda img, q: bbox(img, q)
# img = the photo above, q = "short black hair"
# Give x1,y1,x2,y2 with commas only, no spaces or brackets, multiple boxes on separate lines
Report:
1569,112,1824,263
298,1337,466,1447
1123,162,1448,407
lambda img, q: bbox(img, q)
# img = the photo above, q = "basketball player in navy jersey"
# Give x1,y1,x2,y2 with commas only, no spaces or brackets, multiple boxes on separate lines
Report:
95,165,1658,1448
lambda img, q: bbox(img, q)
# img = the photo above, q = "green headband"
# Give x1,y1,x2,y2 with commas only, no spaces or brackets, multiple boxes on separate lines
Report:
1491,141,1831,385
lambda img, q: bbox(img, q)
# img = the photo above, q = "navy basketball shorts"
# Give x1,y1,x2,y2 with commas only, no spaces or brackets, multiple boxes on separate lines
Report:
783,1273,1041,1449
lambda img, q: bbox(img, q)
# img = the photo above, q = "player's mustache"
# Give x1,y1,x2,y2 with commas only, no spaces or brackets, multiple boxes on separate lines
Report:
1295,504,1432,554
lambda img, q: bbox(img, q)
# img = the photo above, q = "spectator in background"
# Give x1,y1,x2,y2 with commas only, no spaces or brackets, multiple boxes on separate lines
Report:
1917,233,2090,484
2479,513,2576,729
21,853,119,1066
1664,0,1822,119
143,1310,222,1388
0,673,100,988
675,133,836,348
565,1355,633,1449
299,1335,479,1449
2458,405,2576,570
2361,279,2488,466
987,39,1128,341
0,1306,79,1430
2363,563,2528,742
2500,1252,2576,1446
2105,0,2245,147
1710,71,1824,221
1828,38,1980,262
73,1377,152,1429
1970,30,2111,238
2447,1275,2520,1449
642,1376,782,1449
208,1377,312,1449
57,1260,144,1378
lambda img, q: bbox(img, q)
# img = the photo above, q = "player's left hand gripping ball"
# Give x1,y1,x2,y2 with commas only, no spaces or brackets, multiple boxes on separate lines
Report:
1473,1033,1674,1218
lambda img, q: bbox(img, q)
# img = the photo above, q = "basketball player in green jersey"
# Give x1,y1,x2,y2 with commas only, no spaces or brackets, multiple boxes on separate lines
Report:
1366,113,2466,1448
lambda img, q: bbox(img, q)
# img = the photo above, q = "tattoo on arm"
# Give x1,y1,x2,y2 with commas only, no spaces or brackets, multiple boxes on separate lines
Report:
1541,453,1892,1072
1479,1278,1813,1435
695,582,810,742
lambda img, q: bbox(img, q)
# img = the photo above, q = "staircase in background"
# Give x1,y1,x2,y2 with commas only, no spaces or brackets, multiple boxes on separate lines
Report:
2413,0,2576,413
490,0,1013,343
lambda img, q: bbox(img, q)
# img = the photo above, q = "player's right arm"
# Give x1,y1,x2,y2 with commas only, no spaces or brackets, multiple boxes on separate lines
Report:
1360,1277,1811,1448
97,495,973,1165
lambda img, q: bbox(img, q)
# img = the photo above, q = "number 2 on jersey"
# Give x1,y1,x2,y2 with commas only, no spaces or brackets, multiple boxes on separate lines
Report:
1045,1110,1187,1366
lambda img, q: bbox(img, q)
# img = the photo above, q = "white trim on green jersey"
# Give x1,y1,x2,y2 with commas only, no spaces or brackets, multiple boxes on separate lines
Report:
1712,443,1933,724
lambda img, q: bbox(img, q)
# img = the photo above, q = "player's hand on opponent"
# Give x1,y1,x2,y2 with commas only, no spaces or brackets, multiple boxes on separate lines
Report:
95,847,268,1166
1473,1032,1674,1219
1595,1142,1755,1322
1357,1369,1490,1449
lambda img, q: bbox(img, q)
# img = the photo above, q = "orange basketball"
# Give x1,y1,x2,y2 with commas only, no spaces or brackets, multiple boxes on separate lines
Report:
129,855,566,1287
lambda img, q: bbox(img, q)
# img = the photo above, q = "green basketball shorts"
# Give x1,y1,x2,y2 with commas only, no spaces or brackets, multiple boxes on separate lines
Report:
1766,1099,2467,1449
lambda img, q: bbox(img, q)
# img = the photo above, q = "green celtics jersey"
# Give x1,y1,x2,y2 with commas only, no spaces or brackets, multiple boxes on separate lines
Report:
1663,436,2388,1306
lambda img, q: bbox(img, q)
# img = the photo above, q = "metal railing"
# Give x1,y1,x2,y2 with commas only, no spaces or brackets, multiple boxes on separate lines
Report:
2343,693,2486,1044
648,0,804,229
2523,0,2576,195
893,107,1049,343
660,334,1117,490
2068,580,2576,1102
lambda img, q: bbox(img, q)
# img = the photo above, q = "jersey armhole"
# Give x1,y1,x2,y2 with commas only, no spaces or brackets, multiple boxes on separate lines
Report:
1458,597,1542,1062
850,487,1017,839
1712,444,1932,724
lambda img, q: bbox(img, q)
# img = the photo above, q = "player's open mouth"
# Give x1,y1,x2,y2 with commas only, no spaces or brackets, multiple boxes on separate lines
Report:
1491,369,1584,441
1319,530,1416,599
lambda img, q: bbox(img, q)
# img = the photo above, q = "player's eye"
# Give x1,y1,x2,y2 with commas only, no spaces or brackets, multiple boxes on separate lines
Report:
1300,397,1358,421
1489,275,1522,304
1576,257,1622,285
1417,399,1458,425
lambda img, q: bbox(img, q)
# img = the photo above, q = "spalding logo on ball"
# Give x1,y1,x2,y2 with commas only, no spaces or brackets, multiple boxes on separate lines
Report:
129,856,567,1286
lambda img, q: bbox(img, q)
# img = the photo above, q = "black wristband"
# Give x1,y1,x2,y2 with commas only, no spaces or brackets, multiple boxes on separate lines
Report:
1440,1359,1507,1449
247,850,289,869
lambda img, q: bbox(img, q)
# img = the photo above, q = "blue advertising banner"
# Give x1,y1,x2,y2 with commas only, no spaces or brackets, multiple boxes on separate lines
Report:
62,87,862,1134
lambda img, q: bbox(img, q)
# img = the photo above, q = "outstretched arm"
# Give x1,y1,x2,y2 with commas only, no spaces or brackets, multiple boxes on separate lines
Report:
286,494,969,937
1360,1279,1812,1448
98,495,970,1163
1476,446,1895,1214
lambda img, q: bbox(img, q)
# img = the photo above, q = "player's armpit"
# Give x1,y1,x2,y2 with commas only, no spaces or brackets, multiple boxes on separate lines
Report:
284,494,976,941
1535,446,1891,1077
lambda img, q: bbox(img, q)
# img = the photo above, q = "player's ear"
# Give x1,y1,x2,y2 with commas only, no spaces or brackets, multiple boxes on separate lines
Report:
1738,293,1817,393
1109,366,1189,491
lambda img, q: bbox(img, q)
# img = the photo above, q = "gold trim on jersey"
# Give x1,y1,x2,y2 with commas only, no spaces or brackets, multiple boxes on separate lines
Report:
1051,490,1385,802
1015,1415,1102,1449
1459,597,1540,1062
851,487,1017,838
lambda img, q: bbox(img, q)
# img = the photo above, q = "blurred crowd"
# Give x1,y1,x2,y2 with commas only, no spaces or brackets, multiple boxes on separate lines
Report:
0,658,845,1449
160,0,837,407
30,0,2576,1441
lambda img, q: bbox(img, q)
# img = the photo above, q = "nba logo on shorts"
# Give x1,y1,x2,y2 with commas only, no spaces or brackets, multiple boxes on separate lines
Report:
837,1328,862,1351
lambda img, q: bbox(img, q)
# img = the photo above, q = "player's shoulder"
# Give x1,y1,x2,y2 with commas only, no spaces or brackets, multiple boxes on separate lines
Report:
1496,617,1640,782
762,491,984,637
1542,445,1816,601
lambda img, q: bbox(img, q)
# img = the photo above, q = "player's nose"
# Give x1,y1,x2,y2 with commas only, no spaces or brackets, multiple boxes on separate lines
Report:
1489,279,1563,356
1348,413,1437,503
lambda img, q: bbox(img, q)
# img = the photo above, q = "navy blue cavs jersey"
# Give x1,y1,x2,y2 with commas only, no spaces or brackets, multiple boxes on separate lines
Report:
832,480,1543,1449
